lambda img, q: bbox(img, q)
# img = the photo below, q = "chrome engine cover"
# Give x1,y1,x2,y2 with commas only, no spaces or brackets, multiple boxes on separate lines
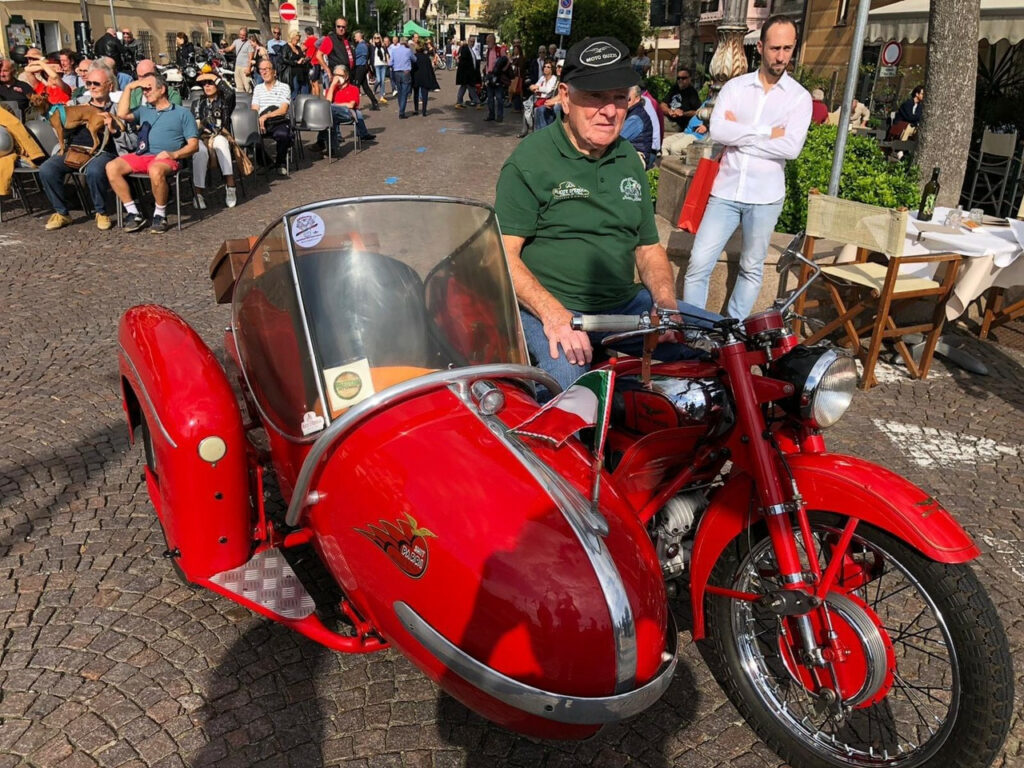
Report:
653,491,707,579
648,376,734,437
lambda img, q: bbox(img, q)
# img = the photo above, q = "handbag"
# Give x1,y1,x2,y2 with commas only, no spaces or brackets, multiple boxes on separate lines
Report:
676,156,720,233
533,97,547,108
63,144,96,170
260,107,289,132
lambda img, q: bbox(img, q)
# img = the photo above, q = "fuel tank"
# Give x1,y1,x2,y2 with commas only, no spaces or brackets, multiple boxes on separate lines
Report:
301,382,674,738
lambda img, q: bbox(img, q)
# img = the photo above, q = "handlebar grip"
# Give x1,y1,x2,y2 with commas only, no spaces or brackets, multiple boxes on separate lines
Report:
572,314,645,333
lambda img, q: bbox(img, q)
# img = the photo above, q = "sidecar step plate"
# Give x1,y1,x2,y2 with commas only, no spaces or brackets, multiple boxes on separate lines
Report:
210,548,316,620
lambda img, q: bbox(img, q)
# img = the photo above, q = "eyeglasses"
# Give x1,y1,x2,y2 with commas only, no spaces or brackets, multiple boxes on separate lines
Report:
85,80,104,87
76,69,90,75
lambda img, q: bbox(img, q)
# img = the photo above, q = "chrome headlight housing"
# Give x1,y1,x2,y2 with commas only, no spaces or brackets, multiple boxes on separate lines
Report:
772,346,857,428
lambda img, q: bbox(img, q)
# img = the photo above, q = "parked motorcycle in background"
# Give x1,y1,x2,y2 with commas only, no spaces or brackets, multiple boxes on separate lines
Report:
116,197,1014,768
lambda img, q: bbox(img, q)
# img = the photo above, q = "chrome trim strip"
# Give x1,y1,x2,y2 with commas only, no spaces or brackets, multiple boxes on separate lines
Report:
282,211,333,431
119,345,179,449
764,503,788,517
394,600,678,725
284,365,559,527
450,384,636,694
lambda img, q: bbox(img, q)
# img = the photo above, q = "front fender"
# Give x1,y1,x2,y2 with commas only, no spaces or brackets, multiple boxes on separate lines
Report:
118,304,252,580
688,452,979,640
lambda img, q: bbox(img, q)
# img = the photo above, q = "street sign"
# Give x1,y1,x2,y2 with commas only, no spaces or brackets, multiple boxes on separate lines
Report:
880,40,902,67
280,2,297,22
555,0,573,36
878,65,898,78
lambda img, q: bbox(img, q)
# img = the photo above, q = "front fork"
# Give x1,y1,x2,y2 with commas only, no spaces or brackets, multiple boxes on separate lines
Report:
720,340,834,669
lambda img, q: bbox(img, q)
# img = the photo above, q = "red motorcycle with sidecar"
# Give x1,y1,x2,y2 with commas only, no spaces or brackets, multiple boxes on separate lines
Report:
117,197,1013,767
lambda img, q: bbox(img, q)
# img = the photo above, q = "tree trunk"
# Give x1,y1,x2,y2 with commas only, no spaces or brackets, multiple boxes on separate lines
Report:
915,0,979,208
677,0,702,74
243,0,272,36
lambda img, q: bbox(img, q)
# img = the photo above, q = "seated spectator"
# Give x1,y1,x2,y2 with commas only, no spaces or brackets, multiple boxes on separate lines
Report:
99,55,132,91
621,84,654,168
889,85,923,140
40,63,123,231
21,48,71,108
826,97,871,128
69,58,92,100
0,59,33,118
660,68,700,131
810,88,828,124
108,72,199,232
129,60,181,108
191,72,238,209
529,60,558,131
322,65,375,151
250,60,292,175
661,98,712,156
58,49,81,91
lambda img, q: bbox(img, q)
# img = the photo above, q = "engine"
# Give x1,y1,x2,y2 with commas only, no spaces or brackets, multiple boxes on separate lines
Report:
652,491,707,587
611,376,734,437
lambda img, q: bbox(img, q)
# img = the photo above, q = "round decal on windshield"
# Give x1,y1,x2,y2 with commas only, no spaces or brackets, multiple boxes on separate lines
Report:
291,212,326,248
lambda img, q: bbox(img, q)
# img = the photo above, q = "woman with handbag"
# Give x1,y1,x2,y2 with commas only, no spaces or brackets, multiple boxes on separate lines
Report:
529,60,558,130
191,73,239,209
508,44,526,113
251,60,292,175
279,30,310,98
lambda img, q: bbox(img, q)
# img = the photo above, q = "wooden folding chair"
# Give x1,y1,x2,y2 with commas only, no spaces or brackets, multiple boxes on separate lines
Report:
793,193,961,389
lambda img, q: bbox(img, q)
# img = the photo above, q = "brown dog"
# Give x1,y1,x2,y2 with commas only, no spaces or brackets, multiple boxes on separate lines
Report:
48,103,126,153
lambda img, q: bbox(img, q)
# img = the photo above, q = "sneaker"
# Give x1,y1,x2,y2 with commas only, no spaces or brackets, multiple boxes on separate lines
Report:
225,187,237,208
95,213,112,230
150,215,169,233
454,103,465,109
45,212,73,230
194,192,207,210
390,91,398,97
277,166,289,176
358,133,376,142
379,97,387,104
123,213,148,232
370,104,380,111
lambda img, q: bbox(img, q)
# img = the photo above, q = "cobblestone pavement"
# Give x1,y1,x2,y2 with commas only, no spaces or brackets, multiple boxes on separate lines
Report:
1,70,1023,767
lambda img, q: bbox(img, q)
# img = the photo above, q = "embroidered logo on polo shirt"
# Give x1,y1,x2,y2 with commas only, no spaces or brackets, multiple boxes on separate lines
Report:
552,180,591,200
620,178,642,202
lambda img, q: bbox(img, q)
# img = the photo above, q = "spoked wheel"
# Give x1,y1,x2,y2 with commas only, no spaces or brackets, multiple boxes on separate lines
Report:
701,512,1013,768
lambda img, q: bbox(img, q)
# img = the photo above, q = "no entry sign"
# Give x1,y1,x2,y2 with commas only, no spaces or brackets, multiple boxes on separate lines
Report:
880,40,902,67
280,2,297,21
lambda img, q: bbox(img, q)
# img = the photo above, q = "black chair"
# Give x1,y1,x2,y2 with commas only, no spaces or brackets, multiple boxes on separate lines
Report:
114,160,196,231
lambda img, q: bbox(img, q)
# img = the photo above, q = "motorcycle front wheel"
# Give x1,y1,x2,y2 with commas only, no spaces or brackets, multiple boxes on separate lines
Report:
701,512,1013,768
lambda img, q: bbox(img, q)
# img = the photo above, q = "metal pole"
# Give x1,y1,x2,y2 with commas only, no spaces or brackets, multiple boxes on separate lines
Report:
828,0,872,196
109,0,117,30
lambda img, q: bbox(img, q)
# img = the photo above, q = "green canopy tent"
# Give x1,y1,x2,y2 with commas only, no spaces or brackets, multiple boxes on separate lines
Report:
402,20,433,38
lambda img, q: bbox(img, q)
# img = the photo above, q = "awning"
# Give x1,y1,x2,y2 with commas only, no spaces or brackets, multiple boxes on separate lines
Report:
743,28,760,46
867,0,1024,44
402,20,433,38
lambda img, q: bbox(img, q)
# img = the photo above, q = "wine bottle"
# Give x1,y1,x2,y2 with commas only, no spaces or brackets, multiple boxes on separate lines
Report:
918,167,940,222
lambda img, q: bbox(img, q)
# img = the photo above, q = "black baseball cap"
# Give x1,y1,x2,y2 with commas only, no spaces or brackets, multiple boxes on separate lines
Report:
560,37,639,91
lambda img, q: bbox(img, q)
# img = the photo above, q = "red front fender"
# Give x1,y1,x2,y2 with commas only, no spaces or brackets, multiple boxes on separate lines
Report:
688,452,979,640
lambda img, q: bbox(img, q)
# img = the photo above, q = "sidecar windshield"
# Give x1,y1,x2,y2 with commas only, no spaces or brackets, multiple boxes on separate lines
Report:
232,197,528,439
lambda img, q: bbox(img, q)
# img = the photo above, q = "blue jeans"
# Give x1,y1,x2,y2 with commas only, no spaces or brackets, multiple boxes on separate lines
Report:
683,195,785,319
457,83,479,105
417,86,428,114
534,105,553,130
486,83,505,120
519,288,720,397
375,65,388,96
329,105,369,142
290,76,309,98
39,151,115,216
394,70,412,115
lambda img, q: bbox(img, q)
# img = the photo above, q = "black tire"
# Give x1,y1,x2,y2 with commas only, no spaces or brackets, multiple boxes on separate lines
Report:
700,512,1013,768
139,411,157,479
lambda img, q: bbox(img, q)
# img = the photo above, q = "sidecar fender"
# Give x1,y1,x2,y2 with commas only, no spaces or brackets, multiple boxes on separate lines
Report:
688,452,979,640
118,305,252,580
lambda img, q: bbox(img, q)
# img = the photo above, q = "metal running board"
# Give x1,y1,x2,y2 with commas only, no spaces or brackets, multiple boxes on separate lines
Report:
210,548,316,620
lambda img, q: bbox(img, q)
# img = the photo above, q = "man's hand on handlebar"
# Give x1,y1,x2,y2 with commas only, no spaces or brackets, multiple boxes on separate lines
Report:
544,308,593,366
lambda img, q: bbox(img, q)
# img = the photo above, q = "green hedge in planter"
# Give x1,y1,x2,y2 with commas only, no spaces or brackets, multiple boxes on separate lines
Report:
777,124,920,234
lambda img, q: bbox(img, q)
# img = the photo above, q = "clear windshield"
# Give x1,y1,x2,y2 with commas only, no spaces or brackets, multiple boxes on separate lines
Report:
232,197,528,439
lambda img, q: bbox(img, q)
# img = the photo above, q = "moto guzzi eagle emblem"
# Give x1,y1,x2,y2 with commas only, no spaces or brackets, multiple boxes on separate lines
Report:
356,513,437,578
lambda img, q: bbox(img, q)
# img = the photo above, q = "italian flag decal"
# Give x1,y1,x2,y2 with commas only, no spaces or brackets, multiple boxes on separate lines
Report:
512,369,615,455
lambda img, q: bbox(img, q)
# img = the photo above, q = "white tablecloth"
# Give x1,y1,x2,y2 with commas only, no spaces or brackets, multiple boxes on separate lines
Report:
903,207,1024,319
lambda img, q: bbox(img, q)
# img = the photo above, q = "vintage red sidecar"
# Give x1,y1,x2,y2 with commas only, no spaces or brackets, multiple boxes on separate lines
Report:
117,197,678,739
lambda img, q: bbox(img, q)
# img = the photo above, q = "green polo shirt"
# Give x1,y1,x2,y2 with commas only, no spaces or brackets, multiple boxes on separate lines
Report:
495,119,658,312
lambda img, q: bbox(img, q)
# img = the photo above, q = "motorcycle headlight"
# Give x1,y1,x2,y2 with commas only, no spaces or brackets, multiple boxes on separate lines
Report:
185,66,197,78
772,346,857,428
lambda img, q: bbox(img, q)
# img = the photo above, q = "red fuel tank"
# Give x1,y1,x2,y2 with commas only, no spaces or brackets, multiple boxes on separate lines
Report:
300,383,674,738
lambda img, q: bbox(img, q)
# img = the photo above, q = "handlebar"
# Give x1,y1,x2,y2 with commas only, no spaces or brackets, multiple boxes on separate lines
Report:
571,314,648,333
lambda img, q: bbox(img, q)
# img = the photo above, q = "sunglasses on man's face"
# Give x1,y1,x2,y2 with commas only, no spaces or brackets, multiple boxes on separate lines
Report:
85,80,105,87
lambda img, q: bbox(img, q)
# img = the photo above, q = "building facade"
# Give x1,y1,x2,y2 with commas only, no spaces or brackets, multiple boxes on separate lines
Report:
1,0,319,61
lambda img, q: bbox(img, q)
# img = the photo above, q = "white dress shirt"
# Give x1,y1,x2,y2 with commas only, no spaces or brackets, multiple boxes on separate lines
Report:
709,71,812,205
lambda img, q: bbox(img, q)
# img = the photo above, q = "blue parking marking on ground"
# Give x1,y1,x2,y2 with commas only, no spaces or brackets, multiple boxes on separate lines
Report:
385,176,399,185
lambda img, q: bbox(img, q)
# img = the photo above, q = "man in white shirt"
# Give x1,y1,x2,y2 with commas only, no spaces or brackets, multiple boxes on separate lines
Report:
683,15,811,319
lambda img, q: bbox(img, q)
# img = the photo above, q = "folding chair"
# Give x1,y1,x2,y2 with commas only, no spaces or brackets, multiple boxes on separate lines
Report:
962,129,1017,215
793,193,961,389
289,93,314,160
9,119,91,218
114,164,196,231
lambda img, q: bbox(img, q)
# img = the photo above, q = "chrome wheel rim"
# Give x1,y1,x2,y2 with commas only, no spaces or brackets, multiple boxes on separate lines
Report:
729,523,960,766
